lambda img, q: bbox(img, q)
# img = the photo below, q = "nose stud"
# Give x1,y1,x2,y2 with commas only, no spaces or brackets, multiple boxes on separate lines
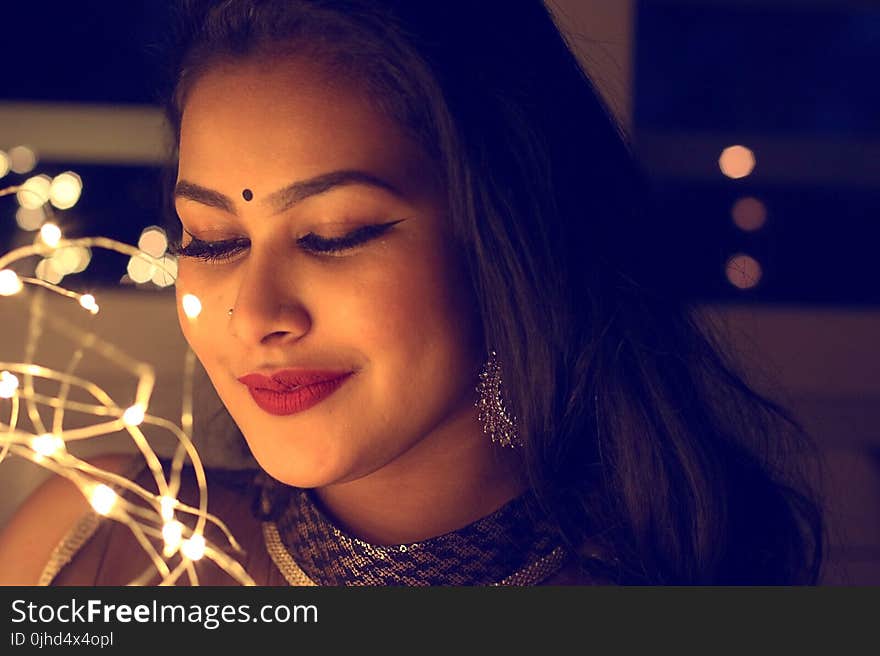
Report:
227,308,234,317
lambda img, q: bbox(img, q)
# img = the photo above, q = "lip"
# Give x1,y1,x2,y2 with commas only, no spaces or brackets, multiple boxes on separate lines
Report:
237,369,354,417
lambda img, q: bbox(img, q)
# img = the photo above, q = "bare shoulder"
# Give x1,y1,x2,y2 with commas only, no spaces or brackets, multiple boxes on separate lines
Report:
0,453,138,586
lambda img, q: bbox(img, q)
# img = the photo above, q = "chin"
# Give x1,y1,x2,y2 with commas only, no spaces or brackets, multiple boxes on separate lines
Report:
243,435,349,489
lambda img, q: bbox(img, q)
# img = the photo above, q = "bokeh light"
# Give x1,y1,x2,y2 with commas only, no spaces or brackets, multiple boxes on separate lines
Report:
35,258,65,285
138,226,168,258
17,174,51,209
49,171,83,210
127,254,157,284
15,206,45,231
731,197,768,232
0,150,9,179
719,145,756,179
8,145,37,174
49,245,91,275
725,253,763,290
151,254,178,287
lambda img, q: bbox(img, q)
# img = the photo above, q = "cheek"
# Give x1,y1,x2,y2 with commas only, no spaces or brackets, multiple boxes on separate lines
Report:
173,266,228,368
349,239,481,381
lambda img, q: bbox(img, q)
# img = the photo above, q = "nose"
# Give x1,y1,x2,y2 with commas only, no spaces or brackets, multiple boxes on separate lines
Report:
228,246,311,347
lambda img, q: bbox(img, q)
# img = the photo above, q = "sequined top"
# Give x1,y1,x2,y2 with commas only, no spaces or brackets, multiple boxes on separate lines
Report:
42,458,610,586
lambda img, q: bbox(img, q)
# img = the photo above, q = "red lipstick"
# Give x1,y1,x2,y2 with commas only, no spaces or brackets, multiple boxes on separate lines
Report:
237,369,353,416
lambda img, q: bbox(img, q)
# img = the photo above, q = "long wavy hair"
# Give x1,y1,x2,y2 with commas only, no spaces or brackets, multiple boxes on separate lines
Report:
159,0,825,584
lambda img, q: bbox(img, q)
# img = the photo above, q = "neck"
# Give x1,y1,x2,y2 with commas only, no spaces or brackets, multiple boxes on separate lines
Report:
311,400,527,545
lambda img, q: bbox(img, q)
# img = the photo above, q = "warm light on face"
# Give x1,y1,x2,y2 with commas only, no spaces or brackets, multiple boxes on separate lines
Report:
88,484,119,516
719,145,756,179
181,293,202,319
174,57,485,491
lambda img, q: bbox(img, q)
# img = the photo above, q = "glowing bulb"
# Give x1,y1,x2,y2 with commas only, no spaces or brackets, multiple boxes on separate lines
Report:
181,293,202,319
160,496,176,522
162,520,184,557
17,174,51,209
79,294,99,313
9,145,37,174
725,253,763,290
0,371,19,398
29,433,66,458
138,226,168,258
181,534,206,561
49,171,83,209
122,404,146,427
719,145,756,179
88,484,118,516
40,222,62,248
0,150,9,178
0,269,23,296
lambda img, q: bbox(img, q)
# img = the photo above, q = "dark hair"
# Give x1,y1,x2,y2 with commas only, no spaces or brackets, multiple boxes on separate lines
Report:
160,0,825,584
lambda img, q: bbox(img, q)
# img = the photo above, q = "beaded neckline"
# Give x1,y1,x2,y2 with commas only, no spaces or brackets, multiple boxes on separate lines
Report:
261,486,569,586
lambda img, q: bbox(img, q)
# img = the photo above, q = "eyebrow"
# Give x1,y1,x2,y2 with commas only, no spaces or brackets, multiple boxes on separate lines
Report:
174,170,401,216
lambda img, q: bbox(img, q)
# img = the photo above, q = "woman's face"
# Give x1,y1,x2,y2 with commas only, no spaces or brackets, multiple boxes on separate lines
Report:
174,56,485,488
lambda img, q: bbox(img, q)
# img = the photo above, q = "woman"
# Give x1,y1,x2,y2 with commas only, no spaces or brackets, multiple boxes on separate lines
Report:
0,0,823,585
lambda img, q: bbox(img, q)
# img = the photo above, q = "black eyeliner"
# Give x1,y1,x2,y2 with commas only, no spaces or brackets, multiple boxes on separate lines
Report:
171,219,405,262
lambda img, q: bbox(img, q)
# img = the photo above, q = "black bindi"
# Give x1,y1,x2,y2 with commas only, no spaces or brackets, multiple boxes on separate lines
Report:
242,188,253,201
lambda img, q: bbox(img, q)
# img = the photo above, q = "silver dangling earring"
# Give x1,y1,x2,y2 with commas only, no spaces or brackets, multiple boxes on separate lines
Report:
227,308,233,317
475,350,523,448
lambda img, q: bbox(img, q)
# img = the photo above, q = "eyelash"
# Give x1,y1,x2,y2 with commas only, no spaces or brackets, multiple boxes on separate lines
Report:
168,220,404,263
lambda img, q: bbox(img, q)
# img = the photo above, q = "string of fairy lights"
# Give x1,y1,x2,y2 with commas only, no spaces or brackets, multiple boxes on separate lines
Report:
0,145,254,586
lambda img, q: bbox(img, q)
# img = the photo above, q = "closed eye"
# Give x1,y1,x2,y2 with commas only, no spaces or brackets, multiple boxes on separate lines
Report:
167,219,406,263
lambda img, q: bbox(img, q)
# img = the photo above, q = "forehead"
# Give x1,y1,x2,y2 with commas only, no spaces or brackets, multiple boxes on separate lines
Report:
177,56,423,188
